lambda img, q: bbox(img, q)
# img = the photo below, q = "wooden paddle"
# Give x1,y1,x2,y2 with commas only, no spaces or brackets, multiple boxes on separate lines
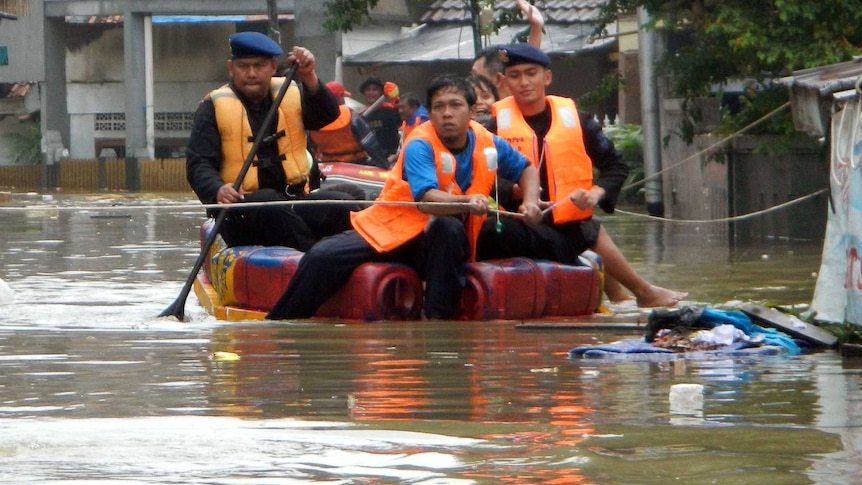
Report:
158,63,299,321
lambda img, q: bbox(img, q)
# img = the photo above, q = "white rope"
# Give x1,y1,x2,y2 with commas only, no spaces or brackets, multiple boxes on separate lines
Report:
0,198,524,218
614,188,828,224
623,101,791,192
0,189,826,225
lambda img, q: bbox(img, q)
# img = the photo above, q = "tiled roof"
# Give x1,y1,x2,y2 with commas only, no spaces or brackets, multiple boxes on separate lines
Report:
4,83,32,98
420,0,606,26
344,22,611,64
65,14,293,24
346,0,613,64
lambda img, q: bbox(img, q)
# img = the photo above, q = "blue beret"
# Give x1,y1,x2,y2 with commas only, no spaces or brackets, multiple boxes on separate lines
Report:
498,43,551,68
229,32,283,58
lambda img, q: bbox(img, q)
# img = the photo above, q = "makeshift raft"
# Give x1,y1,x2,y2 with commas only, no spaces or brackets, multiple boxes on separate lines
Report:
193,220,604,322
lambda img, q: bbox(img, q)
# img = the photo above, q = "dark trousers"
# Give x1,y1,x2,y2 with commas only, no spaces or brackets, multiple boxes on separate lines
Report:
219,188,358,251
476,216,600,265
267,216,470,320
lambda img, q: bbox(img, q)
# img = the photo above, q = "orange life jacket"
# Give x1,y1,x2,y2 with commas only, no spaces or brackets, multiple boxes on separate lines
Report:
210,77,309,193
352,120,498,261
308,105,367,163
493,95,593,223
400,114,425,142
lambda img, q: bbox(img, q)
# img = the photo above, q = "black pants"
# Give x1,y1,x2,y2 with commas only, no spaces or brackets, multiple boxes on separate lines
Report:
476,216,601,265
267,216,470,320
219,188,359,251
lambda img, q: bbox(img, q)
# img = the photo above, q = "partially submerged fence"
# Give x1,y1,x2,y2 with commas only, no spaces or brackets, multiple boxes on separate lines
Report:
0,158,191,193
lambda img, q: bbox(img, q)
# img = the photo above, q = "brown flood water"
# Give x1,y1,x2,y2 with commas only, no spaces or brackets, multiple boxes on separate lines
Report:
0,193,858,484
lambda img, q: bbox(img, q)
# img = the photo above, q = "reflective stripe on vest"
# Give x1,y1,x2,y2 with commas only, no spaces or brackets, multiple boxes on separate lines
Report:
352,120,498,260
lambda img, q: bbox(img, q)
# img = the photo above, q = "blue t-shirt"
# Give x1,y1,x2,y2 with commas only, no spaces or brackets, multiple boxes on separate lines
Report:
402,128,529,201
405,105,429,128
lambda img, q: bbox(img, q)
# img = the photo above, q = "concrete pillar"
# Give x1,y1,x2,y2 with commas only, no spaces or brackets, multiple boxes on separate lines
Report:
123,11,147,192
145,16,155,160
41,16,68,192
638,7,664,217
293,2,340,84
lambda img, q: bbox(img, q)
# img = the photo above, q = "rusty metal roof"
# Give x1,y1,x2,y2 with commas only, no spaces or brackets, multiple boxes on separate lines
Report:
779,58,862,135
4,83,33,98
779,58,862,96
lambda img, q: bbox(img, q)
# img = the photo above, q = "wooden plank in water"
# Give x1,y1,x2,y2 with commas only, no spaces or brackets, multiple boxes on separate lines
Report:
516,318,643,331
740,303,838,348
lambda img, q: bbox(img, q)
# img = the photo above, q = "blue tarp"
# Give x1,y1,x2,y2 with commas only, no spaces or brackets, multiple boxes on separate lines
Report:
152,16,250,24
569,306,802,360
569,338,788,361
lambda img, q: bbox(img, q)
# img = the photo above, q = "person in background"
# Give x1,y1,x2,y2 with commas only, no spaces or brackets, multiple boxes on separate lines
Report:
266,74,541,321
397,92,429,142
186,32,359,251
471,0,544,99
477,44,687,307
308,81,390,169
466,74,499,130
358,76,402,159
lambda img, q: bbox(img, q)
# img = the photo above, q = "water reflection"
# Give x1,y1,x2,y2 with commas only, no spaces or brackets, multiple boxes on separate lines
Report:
0,194,855,483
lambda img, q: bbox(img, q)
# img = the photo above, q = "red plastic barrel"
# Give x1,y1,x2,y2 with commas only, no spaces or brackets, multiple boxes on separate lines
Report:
457,257,545,321
535,260,601,316
317,263,424,321
232,247,304,311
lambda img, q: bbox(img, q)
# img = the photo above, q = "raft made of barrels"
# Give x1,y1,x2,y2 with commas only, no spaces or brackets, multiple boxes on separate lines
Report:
194,221,603,322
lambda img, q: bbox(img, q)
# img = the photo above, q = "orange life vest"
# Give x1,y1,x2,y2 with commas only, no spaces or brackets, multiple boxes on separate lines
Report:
400,114,425,142
493,95,593,223
211,77,309,193
308,105,367,163
352,120,498,261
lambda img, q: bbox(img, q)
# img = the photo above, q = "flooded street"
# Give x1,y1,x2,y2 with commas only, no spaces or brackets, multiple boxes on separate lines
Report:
0,193,859,484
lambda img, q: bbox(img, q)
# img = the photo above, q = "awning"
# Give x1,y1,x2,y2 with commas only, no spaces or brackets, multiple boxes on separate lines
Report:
344,23,614,65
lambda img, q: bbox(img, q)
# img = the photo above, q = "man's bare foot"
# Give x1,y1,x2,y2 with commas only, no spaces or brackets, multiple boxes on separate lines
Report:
635,286,688,308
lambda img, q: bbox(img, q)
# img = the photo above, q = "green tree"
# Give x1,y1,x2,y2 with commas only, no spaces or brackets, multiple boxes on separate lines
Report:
322,0,381,32
594,0,862,141
3,121,41,165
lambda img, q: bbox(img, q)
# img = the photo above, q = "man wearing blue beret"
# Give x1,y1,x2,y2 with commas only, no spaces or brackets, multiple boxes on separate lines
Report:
186,31,358,251
477,43,688,307
471,0,545,99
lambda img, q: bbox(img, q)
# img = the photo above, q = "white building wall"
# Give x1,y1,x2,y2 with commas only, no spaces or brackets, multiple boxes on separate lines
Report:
69,113,95,158
62,22,238,158
0,1,46,83
67,80,220,158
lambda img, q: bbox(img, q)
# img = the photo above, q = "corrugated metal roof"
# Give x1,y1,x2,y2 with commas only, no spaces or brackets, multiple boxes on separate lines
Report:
778,58,862,136
779,58,862,95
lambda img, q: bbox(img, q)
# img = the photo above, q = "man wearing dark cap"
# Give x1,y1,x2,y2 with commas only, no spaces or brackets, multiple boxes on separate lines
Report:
477,43,688,308
307,81,389,169
358,76,402,159
186,31,359,251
